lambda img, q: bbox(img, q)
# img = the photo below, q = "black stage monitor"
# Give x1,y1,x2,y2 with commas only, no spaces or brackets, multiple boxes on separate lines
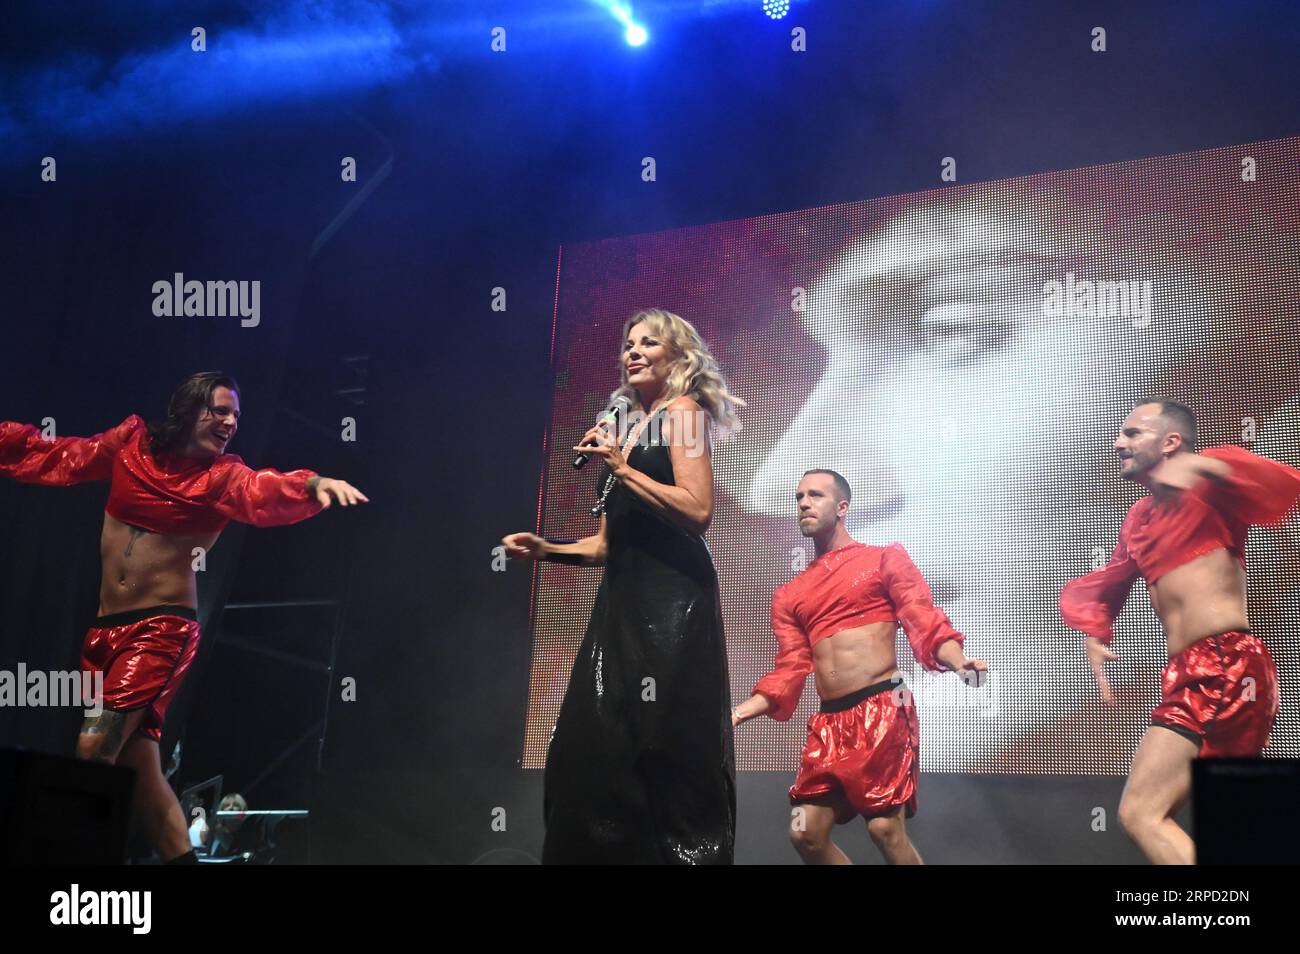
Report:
1193,757,1300,864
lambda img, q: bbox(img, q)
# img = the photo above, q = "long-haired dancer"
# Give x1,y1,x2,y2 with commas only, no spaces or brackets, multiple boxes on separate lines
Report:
0,371,368,863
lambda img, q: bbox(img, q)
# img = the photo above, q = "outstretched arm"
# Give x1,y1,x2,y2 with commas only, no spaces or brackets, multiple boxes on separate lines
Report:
306,476,370,510
0,415,143,486
502,514,608,567
207,461,367,527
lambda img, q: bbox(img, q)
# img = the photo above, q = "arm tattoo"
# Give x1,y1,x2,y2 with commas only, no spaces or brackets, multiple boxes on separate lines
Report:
80,710,130,762
307,476,321,495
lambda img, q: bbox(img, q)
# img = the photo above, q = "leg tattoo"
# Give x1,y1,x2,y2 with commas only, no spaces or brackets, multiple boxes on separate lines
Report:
79,709,131,763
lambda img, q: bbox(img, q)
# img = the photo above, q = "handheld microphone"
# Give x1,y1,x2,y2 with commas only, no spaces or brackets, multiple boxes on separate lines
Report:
572,395,632,469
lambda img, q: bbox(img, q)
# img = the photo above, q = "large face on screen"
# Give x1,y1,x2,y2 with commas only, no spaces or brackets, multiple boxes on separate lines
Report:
733,189,1226,756
528,146,1300,774
527,148,1300,773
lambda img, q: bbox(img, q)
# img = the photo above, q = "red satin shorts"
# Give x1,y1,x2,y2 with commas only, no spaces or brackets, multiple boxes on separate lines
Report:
789,678,919,819
1151,630,1278,758
81,606,202,743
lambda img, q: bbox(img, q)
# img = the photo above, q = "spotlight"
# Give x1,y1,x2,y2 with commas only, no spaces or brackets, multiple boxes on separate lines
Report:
763,0,791,19
599,2,649,47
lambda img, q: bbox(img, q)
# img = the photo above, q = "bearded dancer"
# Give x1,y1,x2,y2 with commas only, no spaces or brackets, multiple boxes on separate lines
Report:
1060,399,1300,865
0,371,368,863
732,469,986,865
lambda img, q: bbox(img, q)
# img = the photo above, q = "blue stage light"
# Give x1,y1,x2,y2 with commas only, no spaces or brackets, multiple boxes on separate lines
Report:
763,0,791,19
601,3,648,47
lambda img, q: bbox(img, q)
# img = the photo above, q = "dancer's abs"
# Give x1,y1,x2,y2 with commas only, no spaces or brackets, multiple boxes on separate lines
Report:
1150,547,1250,657
98,512,221,615
811,621,902,701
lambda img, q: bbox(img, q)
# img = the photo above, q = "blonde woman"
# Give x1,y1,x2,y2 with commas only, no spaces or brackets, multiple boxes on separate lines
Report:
503,308,744,864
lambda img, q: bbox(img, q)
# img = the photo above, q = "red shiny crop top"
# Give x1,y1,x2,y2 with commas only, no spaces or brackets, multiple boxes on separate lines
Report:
1060,445,1300,644
753,541,965,721
0,415,323,535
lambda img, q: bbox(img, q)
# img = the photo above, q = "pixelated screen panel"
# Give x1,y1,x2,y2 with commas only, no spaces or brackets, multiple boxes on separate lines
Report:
522,136,1300,774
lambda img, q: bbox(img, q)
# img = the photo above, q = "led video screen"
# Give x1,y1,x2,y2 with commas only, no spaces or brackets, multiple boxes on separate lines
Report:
523,136,1300,774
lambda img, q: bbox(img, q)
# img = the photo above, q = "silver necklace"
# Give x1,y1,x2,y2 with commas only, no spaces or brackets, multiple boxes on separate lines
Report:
590,411,657,517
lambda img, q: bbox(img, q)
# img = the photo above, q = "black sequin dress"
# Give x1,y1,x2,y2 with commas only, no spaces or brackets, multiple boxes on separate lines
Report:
543,407,736,864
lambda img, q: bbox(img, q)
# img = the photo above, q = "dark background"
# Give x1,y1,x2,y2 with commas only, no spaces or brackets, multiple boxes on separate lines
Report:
1,0,1297,862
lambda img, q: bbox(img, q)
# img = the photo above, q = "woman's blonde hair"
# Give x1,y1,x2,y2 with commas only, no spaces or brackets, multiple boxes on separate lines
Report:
610,308,745,438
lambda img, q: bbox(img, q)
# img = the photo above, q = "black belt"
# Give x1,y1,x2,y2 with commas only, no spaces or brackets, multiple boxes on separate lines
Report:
92,605,198,628
819,677,903,713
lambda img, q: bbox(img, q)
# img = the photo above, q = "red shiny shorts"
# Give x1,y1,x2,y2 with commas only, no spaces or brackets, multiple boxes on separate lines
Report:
81,606,202,744
789,678,919,819
1151,630,1278,758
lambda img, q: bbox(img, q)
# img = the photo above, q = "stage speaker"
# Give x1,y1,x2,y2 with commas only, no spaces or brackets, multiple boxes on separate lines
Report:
0,748,134,864
1193,757,1300,864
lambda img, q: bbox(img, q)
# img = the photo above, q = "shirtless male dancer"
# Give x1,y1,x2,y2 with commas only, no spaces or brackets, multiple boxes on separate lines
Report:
1060,399,1300,864
733,469,987,864
0,371,368,863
